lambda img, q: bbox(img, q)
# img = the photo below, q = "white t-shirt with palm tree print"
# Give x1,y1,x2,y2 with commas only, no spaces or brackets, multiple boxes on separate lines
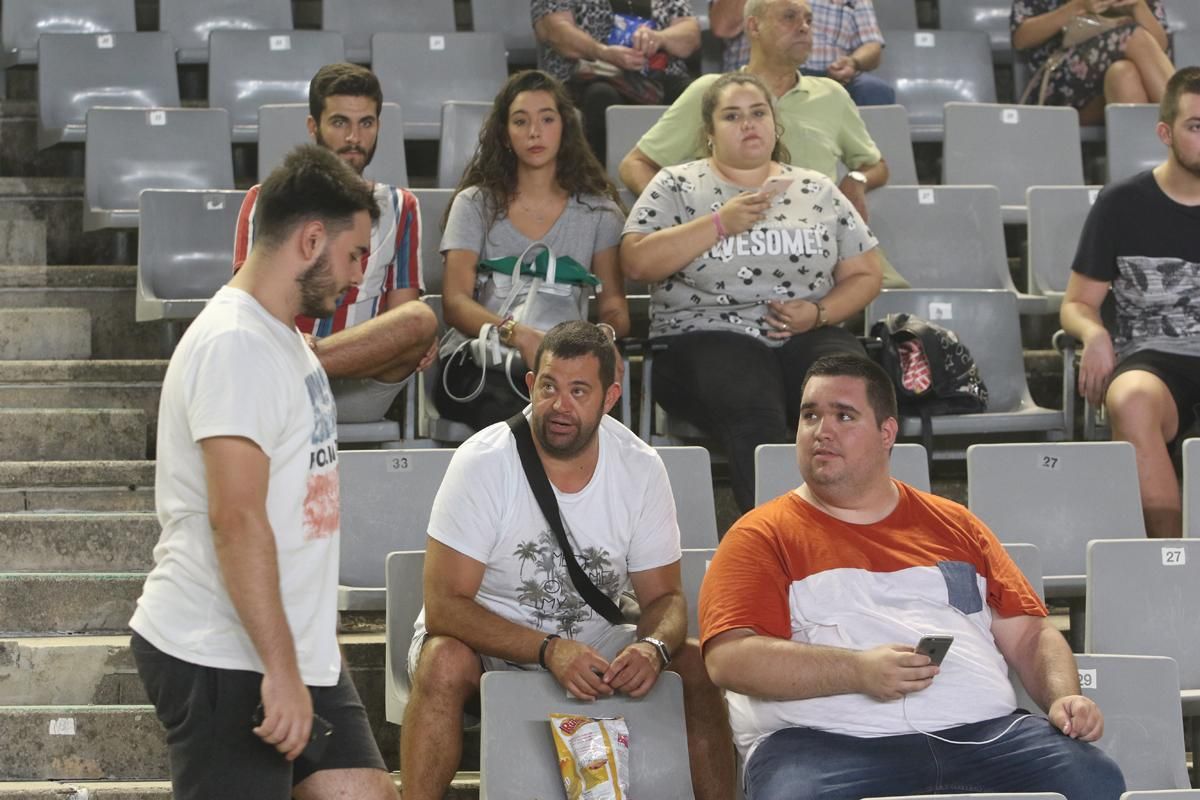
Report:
416,409,681,650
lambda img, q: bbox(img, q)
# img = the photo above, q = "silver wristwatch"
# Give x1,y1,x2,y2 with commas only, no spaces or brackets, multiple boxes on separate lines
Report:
639,636,671,667
846,170,868,186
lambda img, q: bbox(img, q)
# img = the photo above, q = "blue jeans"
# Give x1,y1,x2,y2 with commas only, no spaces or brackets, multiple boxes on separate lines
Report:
745,713,1125,800
800,68,896,106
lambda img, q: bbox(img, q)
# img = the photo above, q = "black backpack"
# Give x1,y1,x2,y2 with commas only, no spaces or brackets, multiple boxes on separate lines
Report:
869,313,988,457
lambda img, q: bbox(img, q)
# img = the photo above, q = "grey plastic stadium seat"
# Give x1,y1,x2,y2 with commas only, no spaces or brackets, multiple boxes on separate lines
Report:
1086,538,1200,710
680,547,715,637
208,30,345,143
866,186,1045,314
372,32,507,140
866,795,1064,800
1002,543,1044,600
937,0,1016,63
83,107,234,232
136,189,244,322
1010,654,1188,791
867,290,1066,451
1122,793,1200,799
480,671,695,800
409,188,453,293
1175,31,1200,67
857,104,918,185
257,102,409,187
1,0,135,71
337,448,454,610
1164,0,1200,32
470,0,539,64
160,0,293,64
1025,186,1101,308
36,32,179,150
875,2,918,30
437,101,491,189
753,442,931,506
605,104,668,184
656,446,719,548
873,30,996,142
943,102,1084,224
1184,439,1200,538
384,549,425,723
1106,104,1164,184
323,0,455,64
966,442,1143,598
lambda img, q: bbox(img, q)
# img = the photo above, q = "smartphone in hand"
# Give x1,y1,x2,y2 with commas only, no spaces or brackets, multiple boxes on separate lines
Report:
915,634,954,667
760,175,795,201
252,703,335,763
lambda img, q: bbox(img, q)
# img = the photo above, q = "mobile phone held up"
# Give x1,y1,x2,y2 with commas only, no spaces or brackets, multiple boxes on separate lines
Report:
915,634,954,667
760,175,794,200
252,703,335,763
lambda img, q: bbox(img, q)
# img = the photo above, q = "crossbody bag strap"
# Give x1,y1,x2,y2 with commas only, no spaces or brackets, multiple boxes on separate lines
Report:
506,412,626,626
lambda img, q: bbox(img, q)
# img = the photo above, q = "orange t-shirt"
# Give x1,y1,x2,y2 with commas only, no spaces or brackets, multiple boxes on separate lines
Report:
699,481,1046,758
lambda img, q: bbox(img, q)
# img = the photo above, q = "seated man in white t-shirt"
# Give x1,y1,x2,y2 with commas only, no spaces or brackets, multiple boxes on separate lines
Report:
399,321,735,800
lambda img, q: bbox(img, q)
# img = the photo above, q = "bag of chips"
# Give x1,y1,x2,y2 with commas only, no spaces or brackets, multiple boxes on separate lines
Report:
550,713,631,800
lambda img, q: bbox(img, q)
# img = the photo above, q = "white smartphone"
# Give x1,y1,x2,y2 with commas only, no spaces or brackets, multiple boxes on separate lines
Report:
760,175,794,200
915,634,954,667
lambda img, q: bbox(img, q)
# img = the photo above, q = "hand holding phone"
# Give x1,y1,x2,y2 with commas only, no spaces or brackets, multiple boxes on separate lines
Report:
252,703,334,763
915,634,954,667
760,175,794,201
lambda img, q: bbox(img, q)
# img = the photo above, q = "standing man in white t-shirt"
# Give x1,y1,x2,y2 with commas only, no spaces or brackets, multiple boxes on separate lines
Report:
130,146,398,800
399,321,735,800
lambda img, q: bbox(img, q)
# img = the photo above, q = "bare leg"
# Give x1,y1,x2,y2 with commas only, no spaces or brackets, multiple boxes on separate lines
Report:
1077,95,1108,127
398,636,482,800
317,300,437,384
294,768,398,800
1106,371,1181,538
1122,27,1176,102
1104,59,1150,105
670,640,737,800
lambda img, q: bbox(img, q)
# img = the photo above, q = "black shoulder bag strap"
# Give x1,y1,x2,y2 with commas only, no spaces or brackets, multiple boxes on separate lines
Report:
506,412,627,625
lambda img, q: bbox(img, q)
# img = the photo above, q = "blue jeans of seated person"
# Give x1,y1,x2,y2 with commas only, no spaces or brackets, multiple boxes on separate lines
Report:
745,713,1125,800
800,68,896,106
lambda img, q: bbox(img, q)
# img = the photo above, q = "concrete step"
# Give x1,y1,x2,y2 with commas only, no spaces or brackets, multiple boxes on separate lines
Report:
0,706,168,781
0,218,46,265
0,266,167,360
0,309,91,360
0,178,122,267
0,573,142,636
0,409,148,461
0,461,156,514
0,514,158,572
0,775,481,799
0,101,82,180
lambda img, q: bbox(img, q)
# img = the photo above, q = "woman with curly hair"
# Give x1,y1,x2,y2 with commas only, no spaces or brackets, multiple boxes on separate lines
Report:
435,69,630,431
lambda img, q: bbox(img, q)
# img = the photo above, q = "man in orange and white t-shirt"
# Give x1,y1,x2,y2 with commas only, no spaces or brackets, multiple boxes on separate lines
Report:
699,353,1125,800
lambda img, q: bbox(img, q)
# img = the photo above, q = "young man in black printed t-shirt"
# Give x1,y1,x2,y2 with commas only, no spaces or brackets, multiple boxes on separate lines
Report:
1061,67,1200,538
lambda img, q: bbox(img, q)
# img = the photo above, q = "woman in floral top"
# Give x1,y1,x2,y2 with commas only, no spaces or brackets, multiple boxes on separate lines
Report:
1011,0,1175,123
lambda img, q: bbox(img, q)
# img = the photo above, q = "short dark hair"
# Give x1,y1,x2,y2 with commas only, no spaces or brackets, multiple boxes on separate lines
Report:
253,144,380,250
1160,66,1200,126
801,353,897,426
533,321,617,388
309,62,383,121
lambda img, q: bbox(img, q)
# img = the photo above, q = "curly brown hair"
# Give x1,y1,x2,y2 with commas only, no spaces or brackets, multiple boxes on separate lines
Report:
448,70,622,230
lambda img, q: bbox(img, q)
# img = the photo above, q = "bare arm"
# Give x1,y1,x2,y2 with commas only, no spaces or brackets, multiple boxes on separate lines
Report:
850,41,883,71
992,614,1104,740
655,17,702,58
535,9,647,69
442,248,544,368
858,158,889,190
1012,0,1085,50
618,147,663,196
708,0,748,38
704,628,938,701
1128,0,1169,50
764,249,882,338
383,287,420,310
1060,271,1116,406
591,246,631,338
203,436,312,761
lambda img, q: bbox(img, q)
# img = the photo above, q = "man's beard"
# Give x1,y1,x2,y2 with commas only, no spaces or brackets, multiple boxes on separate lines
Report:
297,249,341,319
315,131,375,174
532,407,604,459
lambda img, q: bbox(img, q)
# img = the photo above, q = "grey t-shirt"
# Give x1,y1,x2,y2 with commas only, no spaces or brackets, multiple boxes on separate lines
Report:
440,185,625,316
622,160,878,345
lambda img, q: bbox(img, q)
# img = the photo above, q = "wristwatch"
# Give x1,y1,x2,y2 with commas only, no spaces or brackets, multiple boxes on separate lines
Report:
638,636,671,667
498,316,517,347
846,170,868,187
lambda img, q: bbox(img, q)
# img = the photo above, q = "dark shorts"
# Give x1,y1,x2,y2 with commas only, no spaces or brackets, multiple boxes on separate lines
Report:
131,632,386,800
1112,349,1200,444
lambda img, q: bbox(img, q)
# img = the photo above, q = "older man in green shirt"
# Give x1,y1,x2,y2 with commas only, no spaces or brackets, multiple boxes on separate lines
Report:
619,0,887,219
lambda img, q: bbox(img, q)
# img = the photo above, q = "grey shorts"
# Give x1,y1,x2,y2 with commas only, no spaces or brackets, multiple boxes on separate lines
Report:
331,373,413,424
131,632,386,800
405,624,638,687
